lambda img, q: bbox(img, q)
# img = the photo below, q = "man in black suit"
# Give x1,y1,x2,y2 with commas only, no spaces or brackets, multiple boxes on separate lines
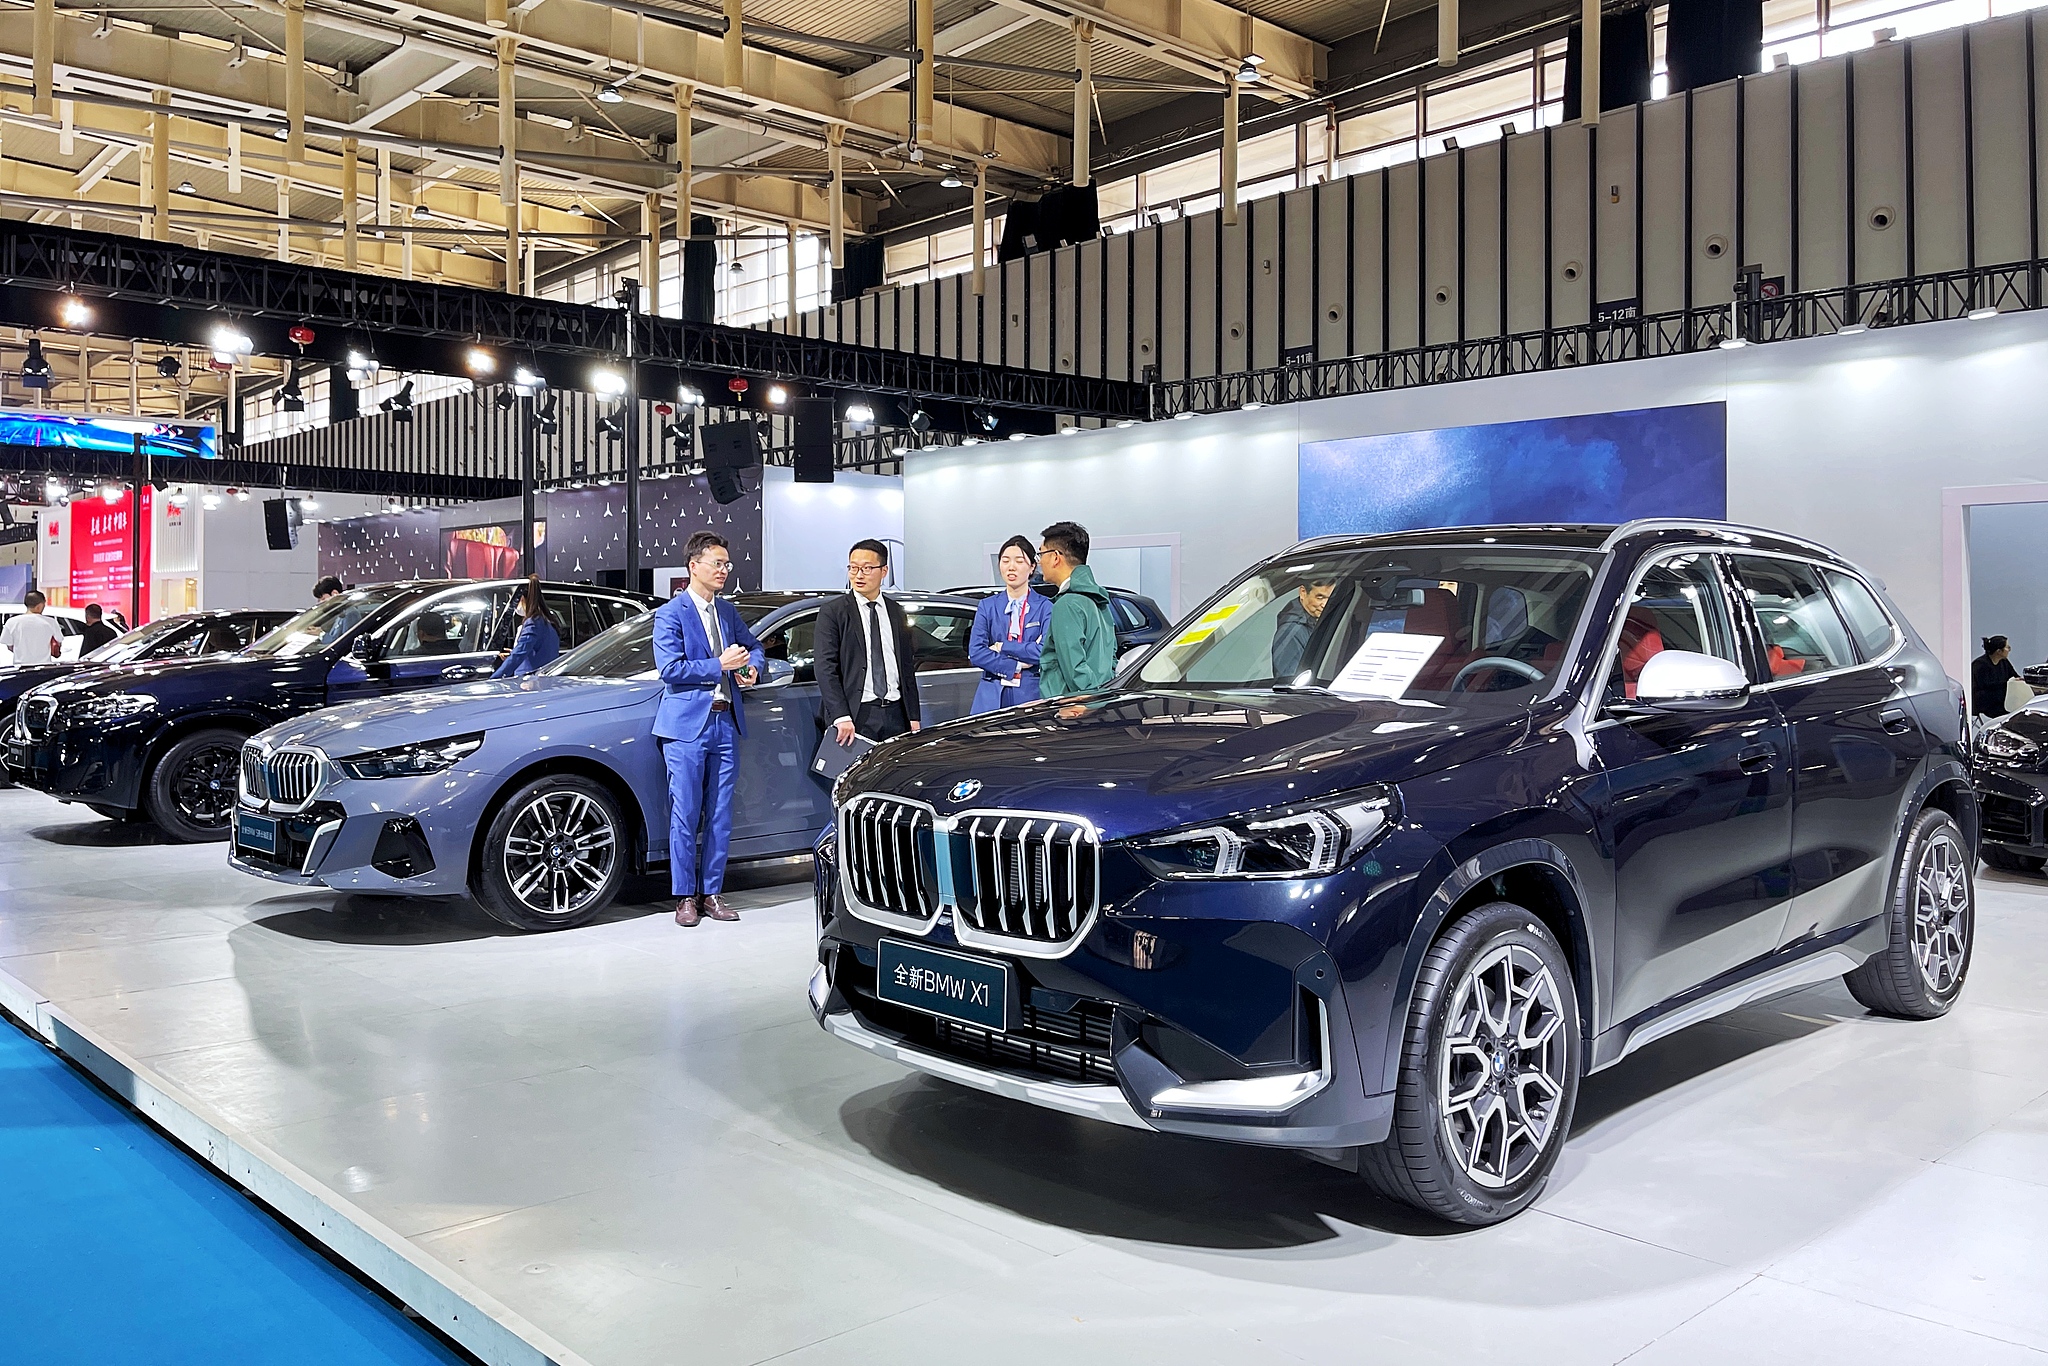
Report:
816,539,923,747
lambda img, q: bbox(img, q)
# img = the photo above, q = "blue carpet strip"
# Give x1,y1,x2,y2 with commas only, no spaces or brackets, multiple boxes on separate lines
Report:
0,1013,469,1365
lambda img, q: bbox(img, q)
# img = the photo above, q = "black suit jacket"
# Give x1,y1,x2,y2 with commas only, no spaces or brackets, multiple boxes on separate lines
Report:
815,591,922,726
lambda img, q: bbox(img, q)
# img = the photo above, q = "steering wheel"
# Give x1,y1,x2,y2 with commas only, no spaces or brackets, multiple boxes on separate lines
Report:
1450,656,1546,692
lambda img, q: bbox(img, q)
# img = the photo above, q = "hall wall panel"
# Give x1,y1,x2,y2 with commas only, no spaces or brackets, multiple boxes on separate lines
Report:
1190,218,1219,378
1422,151,1462,345
1911,31,1969,275
1854,43,1911,284
1595,107,1640,315
1160,219,1189,381
1030,251,1057,372
1077,239,1104,376
1692,82,1740,308
1104,234,1130,380
1550,125,1592,329
1004,258,1026,366
1351,172,1386,354
1318,180,1351,358
1797,61,1850,293
1506,131,1547,333
937,276,958,358
1742,72,1795,291
1971,17,2033,267
1252,195,1284,370
1221,214,1251,375
1283,185,1315,358
1464,142,1504,341
1132,224,1160,380
1387,162,1421,351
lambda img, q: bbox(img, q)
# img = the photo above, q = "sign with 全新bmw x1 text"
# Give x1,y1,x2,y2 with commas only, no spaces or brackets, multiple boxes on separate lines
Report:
877,939,1010,1031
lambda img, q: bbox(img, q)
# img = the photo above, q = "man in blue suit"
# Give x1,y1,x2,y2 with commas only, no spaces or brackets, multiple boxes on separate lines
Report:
652,531,764,928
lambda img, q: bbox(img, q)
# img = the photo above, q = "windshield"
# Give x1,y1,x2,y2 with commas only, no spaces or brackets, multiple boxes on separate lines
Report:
733,600,780,625
246,587,410,659
546,615,655,680
1139,544,1601,704
85,616,189,664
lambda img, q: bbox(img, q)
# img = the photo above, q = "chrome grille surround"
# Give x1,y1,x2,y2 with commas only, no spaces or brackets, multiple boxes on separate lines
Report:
835,795,1102,959
19,695,56,739
238,742,327,814
239,744,270,804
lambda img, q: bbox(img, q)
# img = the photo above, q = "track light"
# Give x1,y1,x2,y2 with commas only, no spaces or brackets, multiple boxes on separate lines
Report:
380,379,415,421
940,170,964,188
845,401,875,427
677,384,704,406
1236,54,1265,84
211,325,252,356
59,295,91,328
591,367,627,397
598,83,626,104
156,353,182,379
21,338,52,389
466,347,496,376
280,365,305,412
766,384,789,407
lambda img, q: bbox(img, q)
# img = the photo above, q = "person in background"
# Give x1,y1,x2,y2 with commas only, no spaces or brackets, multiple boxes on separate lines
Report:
652,531,764,928
2,591,64,663
492,577,560,678
1973,635,2023,720
313,575,345,601
77,603,119,656
415,614,460,656
1036,521,1117,698
1271,577,1337,681
816,539,923,746
968,535,1052,714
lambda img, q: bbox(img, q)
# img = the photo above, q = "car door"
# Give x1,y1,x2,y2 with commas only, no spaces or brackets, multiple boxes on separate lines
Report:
1586,550,1797,1024
371,586,518,693
1726,555,1928,951
901,601,982,722
730,605,832,847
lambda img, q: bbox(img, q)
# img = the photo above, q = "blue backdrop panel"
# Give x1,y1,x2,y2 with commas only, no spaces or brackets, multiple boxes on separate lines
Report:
0,1019,463,1366
1298,403,1728,539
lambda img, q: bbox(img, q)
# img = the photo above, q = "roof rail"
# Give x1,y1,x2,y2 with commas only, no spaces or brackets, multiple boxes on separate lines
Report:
1597,518,1841,557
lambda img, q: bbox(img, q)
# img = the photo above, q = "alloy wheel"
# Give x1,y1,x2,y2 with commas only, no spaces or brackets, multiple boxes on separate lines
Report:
171,744,241,828
1438,942,1569,1189
501,789,619,918
1912,830,1971,994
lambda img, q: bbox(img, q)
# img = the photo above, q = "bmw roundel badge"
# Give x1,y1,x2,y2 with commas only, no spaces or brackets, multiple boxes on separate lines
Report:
948,779,982,804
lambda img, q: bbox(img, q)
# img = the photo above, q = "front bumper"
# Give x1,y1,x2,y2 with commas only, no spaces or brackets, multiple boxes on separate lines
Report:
3,718,152,807
1976,765,2048,855
809,831,1394,1150
226,757,476,897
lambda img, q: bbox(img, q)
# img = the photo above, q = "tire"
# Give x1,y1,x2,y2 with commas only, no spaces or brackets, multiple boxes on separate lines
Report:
473,775,627,932
1980,843,2046,876
142,728,246,842
1844,809,1975,1019
1358,900,1582,1226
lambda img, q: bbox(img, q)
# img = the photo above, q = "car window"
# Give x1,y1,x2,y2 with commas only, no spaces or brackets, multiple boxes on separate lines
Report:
551,616,655,678
760,610,819,684
1824,571,1898,662
246,587,408,658
198,621,248,654
905,606,978,671
1729,556,1858,679
386,592,498,659
1605,553,1737,704
567,595,607,647
1112,598,1145,630
598,596,644,629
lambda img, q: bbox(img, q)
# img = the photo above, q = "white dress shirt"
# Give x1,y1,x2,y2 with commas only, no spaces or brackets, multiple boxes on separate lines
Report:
687,586,728,703
836,590,902,726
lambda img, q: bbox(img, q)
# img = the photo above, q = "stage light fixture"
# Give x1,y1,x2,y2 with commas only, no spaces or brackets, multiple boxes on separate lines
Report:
1718,337,1748,350
347,349,379,381
678,384,705,407
971,405,999,432
59,296,91,328
466,347,496,376
102,483,123,504
591,367,628,397
1241,401,1264,411
21,338,52,389
1115,419,1137,429
233,488,251,501
766,384,789,407
156,354,182,379
597,411,625,442
1172,410,1195,421
201,493,221,509
844,401,875,427
44,479,66,501
512,365,543,394
891,441,911,456
907,407,932,435
380,379,415,422
1969,306,2000,321
212,325,253,356
536,391,560,434
1839,322,1869,336
940,170,964,188
299,497,319,511
280,366,305,412
1008,432,1027,442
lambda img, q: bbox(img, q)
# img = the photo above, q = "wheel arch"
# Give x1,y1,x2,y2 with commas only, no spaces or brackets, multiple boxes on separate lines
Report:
1371,833,1603,1097
139,712,268,797
466,754,652,893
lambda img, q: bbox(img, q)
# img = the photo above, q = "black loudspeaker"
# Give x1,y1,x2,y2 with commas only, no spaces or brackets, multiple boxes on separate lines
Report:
683,213,718,323
263,497,302,551
701,418,760,472
329,363,359,422
1665,0,1764,97
997,199,1037,262
793,397,835,484
1564,6,1654,121
1036,182,1100,249
833,238,884,302
707,465,746,505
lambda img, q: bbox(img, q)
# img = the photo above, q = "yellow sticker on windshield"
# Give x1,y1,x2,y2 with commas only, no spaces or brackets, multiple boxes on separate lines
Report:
1173,602,1243,644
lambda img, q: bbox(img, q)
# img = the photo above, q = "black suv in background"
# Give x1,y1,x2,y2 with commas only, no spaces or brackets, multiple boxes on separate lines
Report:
3,579,651,840
942,581,1172,651
0,609,295,731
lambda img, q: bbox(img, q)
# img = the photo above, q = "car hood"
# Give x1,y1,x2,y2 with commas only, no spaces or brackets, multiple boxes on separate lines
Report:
27,652,321,700
845,688,1540,840
254,674,658,754
0,661,81,702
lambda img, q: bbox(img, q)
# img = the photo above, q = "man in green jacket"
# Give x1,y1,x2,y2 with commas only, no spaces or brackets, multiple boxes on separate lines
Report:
1036,520,1118,697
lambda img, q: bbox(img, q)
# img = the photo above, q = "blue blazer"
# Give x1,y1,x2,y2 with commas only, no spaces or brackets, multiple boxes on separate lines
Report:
652,592,766,740
968,589,1051,714
491,615,561,678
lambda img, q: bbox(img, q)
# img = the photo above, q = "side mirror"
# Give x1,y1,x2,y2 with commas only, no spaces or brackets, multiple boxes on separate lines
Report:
755,657,796,687
1632,650,1750,712
349,633,383,664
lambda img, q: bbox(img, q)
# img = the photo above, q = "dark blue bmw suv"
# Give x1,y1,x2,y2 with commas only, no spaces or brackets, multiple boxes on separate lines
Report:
810,520,1977,1225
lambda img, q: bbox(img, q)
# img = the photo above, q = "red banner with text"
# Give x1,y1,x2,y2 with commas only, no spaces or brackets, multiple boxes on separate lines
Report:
69,486,153,625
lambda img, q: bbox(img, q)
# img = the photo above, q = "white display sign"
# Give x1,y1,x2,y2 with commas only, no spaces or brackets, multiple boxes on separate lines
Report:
1330,632,1443,699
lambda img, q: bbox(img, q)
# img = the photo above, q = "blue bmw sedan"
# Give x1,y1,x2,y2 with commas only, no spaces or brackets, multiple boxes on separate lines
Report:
812,520,1978,1226
227,591,986,930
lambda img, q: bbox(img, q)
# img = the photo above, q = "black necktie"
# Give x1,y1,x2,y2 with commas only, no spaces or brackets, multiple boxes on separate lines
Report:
867,599,887,701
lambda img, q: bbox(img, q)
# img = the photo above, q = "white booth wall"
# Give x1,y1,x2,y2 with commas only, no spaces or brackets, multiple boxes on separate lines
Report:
1968,501,2048,669
905,309,2048,675
759,468,904,592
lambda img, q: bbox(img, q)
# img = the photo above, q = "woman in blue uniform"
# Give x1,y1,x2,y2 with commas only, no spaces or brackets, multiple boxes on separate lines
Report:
492,577,561,678
968,536,1052,713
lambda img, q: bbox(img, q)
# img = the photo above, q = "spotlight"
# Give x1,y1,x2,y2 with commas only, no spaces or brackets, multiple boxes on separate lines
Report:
44,479,65,501
1172,410,1194,421
155,354,182,379
233,488,251,501
1969,306,2000,321
678,384,705,406
299,497,319,511
1008,432,1027,442
21,338,52,390
59,296,91,328
168,489,188,508
413,202,432,219
1115,419,1136,429
1718,336,1748,350
1236,54,1265,84
940,170,964,188
177,179,196,195
347,349,379,381
494,389,517,411
466,347,496,376
597,411,625,442
1441,137,1458,153
591,367,628,397
844,401,875,427
280,365,305,412
766,384,789,407
212,325,253,356
1501,121,1518,138
598,83,626,104
512,366,544,395
380,379,415,421
970,406,999,432
103,483,123,504
907,407,932,434
201,493,221,510
535,391,560,434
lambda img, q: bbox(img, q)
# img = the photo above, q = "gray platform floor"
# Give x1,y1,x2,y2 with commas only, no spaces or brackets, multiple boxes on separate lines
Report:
2,784,2046,1365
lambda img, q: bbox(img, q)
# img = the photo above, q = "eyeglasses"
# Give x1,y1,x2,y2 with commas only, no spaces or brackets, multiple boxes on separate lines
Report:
698,559,733,572
847,563,886,575
1035,548,1059,560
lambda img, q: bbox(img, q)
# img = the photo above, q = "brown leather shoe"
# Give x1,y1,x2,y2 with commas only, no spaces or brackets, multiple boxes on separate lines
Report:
700,894,739,922
674,896,701,927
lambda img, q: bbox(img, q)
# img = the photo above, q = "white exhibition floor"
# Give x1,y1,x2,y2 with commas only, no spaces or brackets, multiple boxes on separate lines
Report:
3,783,2047,1366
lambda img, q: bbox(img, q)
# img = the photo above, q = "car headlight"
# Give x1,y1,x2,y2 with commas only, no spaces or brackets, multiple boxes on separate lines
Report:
1981,726,2041,762
335,732,484,780
1133,786,1398,879
68,694,157,723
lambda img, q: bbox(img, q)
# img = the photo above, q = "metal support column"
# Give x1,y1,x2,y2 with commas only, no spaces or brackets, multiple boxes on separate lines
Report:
622,286,641,589
1581,0,1601,125
1222,76,1240,227
723,0,745,90
828,124,845,285
497,34,521,293
519,394,536,576
972,161,987,296
1073,21,1094,187
33,0,54,116
342,138,360,269
914,0,936,148
284,0,306,161
1441,0,1460,66
149,91,171,242
642,193,662,314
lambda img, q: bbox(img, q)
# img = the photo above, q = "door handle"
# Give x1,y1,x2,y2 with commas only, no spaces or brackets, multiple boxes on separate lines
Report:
1878,707,1914,734
1737,743,1777,773
441,665,485,681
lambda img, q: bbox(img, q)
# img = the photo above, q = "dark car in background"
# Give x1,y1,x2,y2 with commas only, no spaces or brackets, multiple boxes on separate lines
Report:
0,609,294,733
815,520,1975,1226
228,590,988,930
1973,701,2048,874
3,579,651,841
942,581,1172,651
